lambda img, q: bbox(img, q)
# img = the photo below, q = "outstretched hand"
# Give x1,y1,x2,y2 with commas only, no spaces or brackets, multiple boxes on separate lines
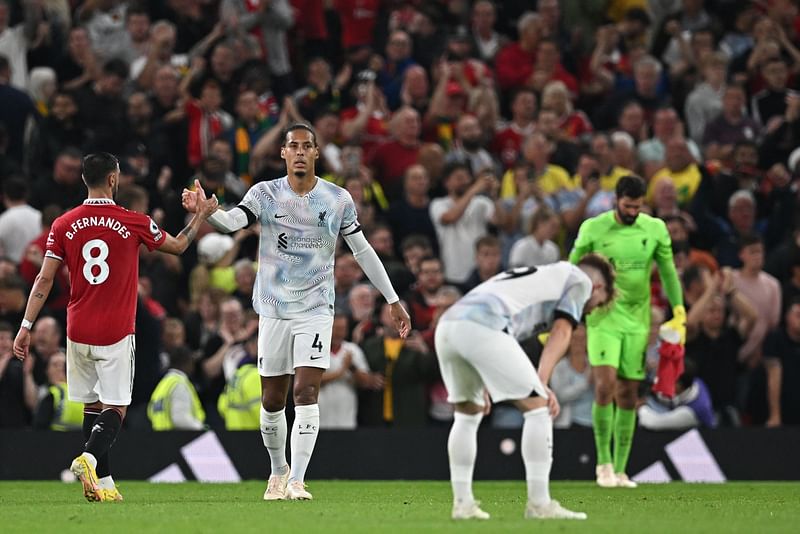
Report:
182,179,210,214
389,301,412,339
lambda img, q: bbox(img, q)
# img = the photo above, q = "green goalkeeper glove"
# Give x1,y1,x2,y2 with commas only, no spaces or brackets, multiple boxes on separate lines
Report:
662,305,686,345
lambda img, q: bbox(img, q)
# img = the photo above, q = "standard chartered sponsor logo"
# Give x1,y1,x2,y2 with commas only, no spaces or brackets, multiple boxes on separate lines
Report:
276,232,327,251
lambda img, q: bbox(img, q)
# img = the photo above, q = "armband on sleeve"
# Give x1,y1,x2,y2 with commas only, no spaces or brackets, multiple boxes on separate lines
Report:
207,207,251,233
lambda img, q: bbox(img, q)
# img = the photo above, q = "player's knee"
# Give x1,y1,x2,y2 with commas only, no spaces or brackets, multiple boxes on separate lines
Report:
595,382,615,403
615,388,638,409
261,391,286,412
293,384,319,406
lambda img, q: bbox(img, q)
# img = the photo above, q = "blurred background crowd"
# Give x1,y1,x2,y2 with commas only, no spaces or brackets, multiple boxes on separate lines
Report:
1,0,799,433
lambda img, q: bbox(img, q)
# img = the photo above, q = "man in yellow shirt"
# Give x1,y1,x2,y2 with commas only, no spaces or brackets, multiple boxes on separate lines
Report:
648,137,702,207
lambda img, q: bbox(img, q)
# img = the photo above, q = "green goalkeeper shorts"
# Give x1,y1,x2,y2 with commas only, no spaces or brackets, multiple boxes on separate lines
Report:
586,327,649,381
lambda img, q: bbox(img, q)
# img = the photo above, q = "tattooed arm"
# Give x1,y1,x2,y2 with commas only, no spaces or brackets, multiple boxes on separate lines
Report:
13,257,61,360
158,194,219,255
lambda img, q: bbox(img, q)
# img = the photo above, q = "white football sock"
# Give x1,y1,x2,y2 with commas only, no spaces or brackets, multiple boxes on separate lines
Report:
448,411,483,505
522,407,552,507
260,406,288,476
81,452,97,469
98,476,115,490
289,404,320,484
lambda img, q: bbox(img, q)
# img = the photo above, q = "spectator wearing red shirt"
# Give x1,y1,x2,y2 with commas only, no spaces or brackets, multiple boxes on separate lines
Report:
495,12,542,92
340,73,390,160
407,256,445,331
527,39,579,97
183,77,234,170
289,0,328,57
334,0,379,50
541,80,592,141
492,88,537,170
370,107,421,202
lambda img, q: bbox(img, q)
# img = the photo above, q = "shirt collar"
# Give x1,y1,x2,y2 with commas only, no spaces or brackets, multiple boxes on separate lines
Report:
83,198,116,205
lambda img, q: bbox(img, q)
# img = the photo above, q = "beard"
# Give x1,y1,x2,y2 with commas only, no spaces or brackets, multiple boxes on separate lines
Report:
616,207,638,225
294,169,307,178
462,138,482,151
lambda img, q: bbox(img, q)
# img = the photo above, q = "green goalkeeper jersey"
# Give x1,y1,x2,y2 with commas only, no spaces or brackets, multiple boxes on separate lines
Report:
568,210,683,332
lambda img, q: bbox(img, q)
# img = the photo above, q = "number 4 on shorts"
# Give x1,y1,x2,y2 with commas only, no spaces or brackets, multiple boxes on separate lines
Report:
311,333,323,352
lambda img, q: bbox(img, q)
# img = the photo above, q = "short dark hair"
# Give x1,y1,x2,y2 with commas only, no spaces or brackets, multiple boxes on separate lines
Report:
672,239,690,255
82,152,119,188
103,58,129,79
661,213,686,227
115,184,149,210
41,205,62,227
168,346,194,370
282,123,317,146
400,234,433,253
577,252,616,302
616,175,647,199
2,176,28,201
442,161,471,180
682,264,704,289
419,255,442,268
738,233,763,251
475,235,500,251
126,3,149,19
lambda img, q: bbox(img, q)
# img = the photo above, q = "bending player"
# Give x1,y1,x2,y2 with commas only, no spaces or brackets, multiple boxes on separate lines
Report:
182,123,410,501
569,175,685,488
434,255,615,520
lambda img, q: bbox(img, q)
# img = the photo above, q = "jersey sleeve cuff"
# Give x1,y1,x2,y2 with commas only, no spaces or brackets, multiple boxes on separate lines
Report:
553,310,579,329
44,251,63,261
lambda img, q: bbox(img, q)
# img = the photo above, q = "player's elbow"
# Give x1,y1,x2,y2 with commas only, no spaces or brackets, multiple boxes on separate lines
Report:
33,272,54,288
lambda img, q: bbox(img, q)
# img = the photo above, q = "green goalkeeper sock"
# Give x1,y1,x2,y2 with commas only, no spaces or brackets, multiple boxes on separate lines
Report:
592,402,614,465
613,408,637,474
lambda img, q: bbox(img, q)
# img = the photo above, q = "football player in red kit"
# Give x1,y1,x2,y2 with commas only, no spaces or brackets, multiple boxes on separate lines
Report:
13,152,218,502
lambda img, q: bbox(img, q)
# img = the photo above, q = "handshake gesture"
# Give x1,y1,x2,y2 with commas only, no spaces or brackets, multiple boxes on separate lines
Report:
182,179,219,216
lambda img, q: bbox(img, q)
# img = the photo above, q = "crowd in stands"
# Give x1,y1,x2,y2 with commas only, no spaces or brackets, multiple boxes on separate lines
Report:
1,0,799,432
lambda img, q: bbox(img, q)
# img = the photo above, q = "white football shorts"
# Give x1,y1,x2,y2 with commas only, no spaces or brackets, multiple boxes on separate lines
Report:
66,334,135,405
434,320,547,406
258,315,334,377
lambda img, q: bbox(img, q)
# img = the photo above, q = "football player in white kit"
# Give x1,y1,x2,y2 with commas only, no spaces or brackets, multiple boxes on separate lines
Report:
434,254,615,520
183,123,411,501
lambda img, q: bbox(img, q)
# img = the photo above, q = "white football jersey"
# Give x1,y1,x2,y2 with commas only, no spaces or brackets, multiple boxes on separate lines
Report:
440,262,592,340
239,176,359,319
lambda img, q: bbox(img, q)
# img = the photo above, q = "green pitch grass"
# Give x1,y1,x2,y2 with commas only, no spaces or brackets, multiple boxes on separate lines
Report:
1,481,798,533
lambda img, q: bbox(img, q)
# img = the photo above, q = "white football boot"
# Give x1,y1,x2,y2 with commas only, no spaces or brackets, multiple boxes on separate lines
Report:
452,500,490,520
525,500,588,520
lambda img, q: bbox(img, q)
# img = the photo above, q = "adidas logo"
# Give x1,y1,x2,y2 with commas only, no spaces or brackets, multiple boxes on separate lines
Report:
633,429,725,483
149,431,241,483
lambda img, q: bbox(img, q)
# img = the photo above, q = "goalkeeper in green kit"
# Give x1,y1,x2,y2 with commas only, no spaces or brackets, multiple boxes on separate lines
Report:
569,176,685,488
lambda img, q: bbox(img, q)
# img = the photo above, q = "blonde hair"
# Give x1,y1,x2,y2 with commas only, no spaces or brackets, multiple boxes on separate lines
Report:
541,80,572,114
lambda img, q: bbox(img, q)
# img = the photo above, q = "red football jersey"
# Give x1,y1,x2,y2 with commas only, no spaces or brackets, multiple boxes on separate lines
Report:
45,199,164,345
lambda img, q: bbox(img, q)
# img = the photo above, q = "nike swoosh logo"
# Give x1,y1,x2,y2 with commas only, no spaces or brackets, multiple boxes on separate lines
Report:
275,214,288,219
309,355,323,360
